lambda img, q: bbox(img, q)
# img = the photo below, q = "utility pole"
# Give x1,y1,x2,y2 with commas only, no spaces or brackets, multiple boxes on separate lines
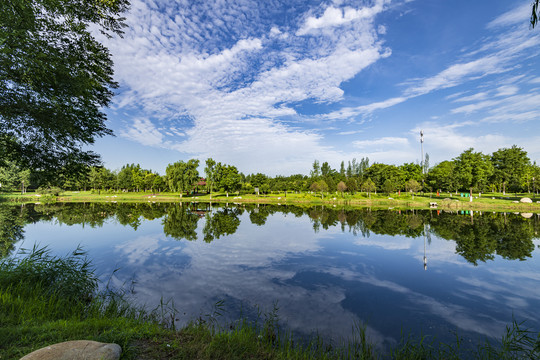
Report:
420,130,424,175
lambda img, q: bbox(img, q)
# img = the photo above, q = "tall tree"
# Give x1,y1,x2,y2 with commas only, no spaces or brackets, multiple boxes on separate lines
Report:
204,158,216,194
311,160,321,178
0,160,22,192
491,145,530,194
217,164,241,197
454,148,493,195
361,178,376,195
337,181,347,197
0,0,128,175
427,161,457,193
339,161,345,177
166,159,200,196
399,163,423,182
117,164,137,191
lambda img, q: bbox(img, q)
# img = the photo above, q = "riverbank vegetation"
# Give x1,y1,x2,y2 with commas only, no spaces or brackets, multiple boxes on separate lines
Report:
2,187,540,214
1,146,539,202
1,246,539,359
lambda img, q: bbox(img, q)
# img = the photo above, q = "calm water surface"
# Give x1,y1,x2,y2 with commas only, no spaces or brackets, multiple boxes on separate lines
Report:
3,202,540,351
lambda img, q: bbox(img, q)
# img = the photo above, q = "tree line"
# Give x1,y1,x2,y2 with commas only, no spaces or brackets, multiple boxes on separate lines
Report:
0,145,539,196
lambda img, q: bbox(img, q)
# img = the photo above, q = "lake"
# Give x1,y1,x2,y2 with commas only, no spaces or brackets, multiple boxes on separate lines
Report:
2,202,540,352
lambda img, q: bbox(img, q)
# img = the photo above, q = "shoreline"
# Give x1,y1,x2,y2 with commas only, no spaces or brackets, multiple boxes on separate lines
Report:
2,190,540,212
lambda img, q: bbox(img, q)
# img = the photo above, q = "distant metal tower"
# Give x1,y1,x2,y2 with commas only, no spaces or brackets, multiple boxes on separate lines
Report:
420,130,424,175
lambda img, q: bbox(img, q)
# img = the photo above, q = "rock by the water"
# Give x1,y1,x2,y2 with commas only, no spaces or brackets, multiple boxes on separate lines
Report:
20,340,121,360
520,197,533,203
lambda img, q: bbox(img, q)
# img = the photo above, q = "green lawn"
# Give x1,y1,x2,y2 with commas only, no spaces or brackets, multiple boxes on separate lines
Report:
2,190,539,212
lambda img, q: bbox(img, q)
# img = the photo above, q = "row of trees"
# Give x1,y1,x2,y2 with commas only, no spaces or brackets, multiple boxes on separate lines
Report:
0,146,539,196
307,146,539,196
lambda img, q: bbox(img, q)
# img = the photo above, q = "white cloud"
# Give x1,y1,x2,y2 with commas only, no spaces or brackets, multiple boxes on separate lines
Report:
410,122,507,160
323,97,406,120
486,3,531,29
353,136,409,149
120,118,164,146
101,0,393,174
337,130,364,136
296,0,388,36
451,100,500,115
452,92,489,103
321,5,540,122
405,56,505,97
495,85,519,97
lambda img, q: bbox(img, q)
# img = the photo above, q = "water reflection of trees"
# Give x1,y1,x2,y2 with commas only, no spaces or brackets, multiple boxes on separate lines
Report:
162,204,200,241
203,208,241,243
1,203,539,264
0,205,26,257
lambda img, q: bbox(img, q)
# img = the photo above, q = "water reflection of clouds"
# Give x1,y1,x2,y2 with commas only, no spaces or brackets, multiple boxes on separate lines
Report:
353,234,467,269
107,210,539,348
454,271,540,322
322,267,506,339
115,234,162,265
110,213,393,344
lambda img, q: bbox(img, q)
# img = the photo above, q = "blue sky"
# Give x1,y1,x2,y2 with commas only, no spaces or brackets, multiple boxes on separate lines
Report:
93,0,540,176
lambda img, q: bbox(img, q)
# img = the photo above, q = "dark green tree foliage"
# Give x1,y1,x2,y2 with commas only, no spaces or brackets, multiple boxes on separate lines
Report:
166,159,200,195
345,177,358,194
249,206,271,226
382,179,395,194
0,0,129,174
311,160,321,178
399,163,423,182
162,204,200,241
249,173,268,189
364,163,404,191
216,164,241,196
491,145,530,194
0,160,29,192
204,158,216,193
203,208,241,242
453,148,493,194
0,205,26,257
427,161,456,192
361,178,376,194
116,164,135,191
429,212,536,265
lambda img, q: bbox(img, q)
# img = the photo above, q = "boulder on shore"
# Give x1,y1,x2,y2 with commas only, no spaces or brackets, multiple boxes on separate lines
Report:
20,340,121,360
520,197,533,203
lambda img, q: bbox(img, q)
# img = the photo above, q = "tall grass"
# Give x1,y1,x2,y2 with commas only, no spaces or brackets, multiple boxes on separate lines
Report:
0,245,164,359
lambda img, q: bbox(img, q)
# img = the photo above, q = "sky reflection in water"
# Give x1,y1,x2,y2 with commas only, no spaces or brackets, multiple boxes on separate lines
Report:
13,204,540,351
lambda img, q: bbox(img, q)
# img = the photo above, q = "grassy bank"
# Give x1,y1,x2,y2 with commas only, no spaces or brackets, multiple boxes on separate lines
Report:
1,247,539,359
2,190,540,212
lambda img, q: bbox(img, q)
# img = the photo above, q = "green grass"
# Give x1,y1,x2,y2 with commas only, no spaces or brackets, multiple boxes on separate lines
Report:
2,189,540,213
1,247,539,359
